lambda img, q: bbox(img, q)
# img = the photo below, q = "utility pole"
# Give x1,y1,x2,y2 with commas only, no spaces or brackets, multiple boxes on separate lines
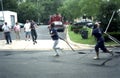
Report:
37,0,40,24
0,0,4,21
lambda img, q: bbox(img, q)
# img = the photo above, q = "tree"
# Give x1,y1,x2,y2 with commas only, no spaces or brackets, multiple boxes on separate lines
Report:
18,0,64,24
58,0,80,21
58,0,102,22
97,1,120,32
40,0,64,24
0,0,18,11
17,2,38,23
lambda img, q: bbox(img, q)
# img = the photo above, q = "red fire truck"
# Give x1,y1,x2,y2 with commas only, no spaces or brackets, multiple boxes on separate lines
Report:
48,13,65,32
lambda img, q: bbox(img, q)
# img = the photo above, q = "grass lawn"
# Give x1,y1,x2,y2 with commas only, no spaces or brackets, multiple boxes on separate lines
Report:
67,25,117,46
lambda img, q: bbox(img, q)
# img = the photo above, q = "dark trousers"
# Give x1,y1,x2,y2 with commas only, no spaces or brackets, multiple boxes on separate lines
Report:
95,40,107,52
4,32,12,44
31,29,37,42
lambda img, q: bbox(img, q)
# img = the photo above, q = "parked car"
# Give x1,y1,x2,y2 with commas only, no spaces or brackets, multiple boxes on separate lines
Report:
73,22,86,27
86,22,94,28
19,23,24,28
73,21,94,28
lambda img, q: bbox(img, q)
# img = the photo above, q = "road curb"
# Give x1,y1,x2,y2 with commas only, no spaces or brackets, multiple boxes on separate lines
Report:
66,28,94,50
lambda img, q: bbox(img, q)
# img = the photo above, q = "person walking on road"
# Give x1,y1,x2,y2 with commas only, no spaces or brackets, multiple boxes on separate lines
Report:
92,22,113,60
2,22,12,44
13,22,21,40
30,20,37,45
49,23,62,56
24,20,31,41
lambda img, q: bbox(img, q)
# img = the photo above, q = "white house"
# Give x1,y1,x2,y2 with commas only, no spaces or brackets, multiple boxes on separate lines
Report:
0,11,18,27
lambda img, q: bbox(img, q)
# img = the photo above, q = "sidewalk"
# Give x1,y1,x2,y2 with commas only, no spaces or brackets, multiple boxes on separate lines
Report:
0,39,93,51
0,27,94,51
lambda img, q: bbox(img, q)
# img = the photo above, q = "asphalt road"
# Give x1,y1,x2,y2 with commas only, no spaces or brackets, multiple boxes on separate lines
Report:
0,25,120,78
0,49,120,78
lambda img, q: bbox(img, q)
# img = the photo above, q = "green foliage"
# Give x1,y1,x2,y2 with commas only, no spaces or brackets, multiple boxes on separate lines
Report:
19,0,64,24
17,2,38,23
0,0,64,23
58,0,102,21
1,0,120,33
104,32,120,41
68,25,95,44
0,0,18,11
68,25,118,45
97,1,120,32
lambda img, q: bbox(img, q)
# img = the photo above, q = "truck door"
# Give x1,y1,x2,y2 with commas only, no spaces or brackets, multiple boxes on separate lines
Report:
11,15,15,28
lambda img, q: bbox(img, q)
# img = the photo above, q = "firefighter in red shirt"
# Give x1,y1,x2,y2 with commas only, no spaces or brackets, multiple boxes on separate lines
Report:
54,13,62,21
